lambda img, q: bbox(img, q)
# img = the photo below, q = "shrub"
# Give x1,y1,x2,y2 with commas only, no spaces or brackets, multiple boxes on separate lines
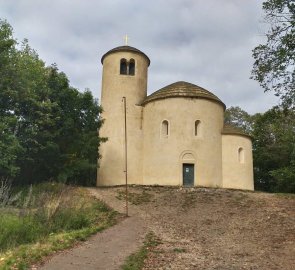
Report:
0,214,43,251
0,182,116,254
0,179,22,207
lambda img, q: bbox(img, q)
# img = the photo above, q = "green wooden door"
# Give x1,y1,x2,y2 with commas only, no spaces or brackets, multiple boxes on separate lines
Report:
183,164,194,186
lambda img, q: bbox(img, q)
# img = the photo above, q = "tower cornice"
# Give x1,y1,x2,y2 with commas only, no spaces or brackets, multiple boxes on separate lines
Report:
101,46,150,66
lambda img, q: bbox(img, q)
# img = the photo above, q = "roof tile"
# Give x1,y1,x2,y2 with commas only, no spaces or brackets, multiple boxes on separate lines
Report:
142,81,225,109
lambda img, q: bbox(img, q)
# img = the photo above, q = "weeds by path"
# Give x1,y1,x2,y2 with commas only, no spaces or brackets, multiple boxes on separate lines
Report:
121,232,161,270
0,182,117,269
116,190,153,205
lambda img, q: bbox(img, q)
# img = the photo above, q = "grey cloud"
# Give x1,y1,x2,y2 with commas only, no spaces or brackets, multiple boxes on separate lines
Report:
0,0,278,113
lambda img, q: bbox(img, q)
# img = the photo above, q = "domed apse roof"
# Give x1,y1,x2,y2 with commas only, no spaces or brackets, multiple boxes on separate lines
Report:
101,46,150,66
142,81,225,109
222,124,252,138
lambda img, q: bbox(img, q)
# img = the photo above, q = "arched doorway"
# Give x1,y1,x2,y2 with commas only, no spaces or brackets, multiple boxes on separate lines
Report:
183,164,194,186
180,152,196,186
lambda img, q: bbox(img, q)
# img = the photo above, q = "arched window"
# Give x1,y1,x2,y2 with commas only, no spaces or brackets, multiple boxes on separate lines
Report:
194,120,201,136
161,120,169,138
120,59,127,75
120,58,135,76
129,59,135,75
238,147,245,163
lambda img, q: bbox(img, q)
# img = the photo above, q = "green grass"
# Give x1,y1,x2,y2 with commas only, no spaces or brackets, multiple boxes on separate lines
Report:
121,232,161,270
274,192,295,199
0,222,113,270
0,215,43,251
0,183,117,269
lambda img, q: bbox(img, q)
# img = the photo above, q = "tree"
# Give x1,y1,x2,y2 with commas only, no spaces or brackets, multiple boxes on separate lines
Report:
0,19,104,186
252,107,295,192
0,20,23,179
251,0,295,109
45,65,105,185
225,105,295,193
0,119,23,178
224,106,254,134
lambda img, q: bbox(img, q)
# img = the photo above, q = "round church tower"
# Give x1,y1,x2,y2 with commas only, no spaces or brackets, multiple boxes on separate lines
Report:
97,46,150,186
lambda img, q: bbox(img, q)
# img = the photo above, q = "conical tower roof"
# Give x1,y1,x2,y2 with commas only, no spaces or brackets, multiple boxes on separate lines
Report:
101,45,150,66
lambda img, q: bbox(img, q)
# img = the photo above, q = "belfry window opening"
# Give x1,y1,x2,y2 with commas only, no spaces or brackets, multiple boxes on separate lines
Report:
120,58,135,76
129,59,135,75
120,59,127,75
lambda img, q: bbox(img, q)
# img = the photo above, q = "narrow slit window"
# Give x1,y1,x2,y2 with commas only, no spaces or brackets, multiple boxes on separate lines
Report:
161,120,169,138
129,59,135,75
120,59,127,75
195,120,201,136
238,147,245,163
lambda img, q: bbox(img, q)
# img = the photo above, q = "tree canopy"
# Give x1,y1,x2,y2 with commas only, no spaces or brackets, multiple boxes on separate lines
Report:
252,107,295,192
0,19,104,186
251,0,295,109
225,106,295,193
224,106,254,134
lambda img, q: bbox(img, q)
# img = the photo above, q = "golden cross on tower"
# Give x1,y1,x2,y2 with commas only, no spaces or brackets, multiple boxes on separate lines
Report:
124,34,129,45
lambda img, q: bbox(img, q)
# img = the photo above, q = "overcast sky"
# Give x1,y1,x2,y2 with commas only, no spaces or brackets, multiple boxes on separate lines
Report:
0,0,279,113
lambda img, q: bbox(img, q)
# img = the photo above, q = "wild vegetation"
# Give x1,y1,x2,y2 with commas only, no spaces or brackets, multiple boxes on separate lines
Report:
1,1,294,193
0,1,293,268
225,106,295,193
0,18,114,269
225,0,295,193
251,0,294,109
0,180,117,269
116,189,154,205
121,232,161,270
0,19,104,186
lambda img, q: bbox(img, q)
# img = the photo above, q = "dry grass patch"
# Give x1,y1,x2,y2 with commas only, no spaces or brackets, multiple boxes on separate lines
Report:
121,232,161,270
116,190,153,205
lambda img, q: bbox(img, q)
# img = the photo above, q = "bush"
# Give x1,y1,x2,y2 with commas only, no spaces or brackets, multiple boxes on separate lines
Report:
0,214,43,251
0,182,116,253
48,208,92,232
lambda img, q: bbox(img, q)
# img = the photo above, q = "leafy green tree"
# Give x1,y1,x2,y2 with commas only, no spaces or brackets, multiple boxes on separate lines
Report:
224,106,255,134
0,119,23,178
14,48,103,186
0,20,22,178
0,20,17,109
0,19,104,186
251,0,295,109
252,107,295,192
224,105,295,193
12,40,57,184
45,66,105,185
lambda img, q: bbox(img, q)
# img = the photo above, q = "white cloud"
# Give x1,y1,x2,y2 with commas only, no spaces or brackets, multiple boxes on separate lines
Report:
0,0,278,113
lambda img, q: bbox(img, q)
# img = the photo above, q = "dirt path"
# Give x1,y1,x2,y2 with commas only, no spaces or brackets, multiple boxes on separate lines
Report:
90,186,295,270
39,186,295,270
39,192,147,270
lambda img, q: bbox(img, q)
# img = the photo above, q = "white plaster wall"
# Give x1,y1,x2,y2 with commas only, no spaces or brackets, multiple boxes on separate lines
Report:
97,51,149,186
142,98,224,187
222,135,254,190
